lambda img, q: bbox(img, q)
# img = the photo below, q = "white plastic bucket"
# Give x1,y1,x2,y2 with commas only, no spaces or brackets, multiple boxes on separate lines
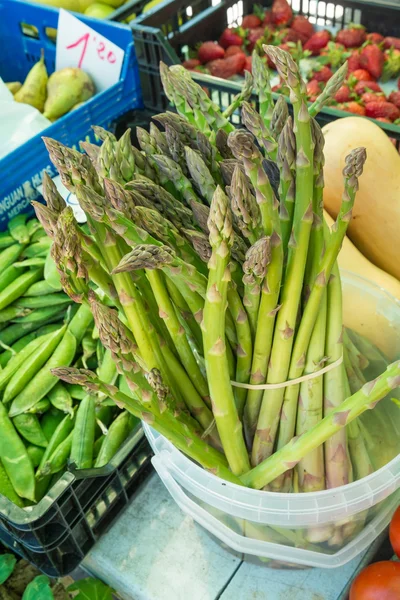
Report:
144,272,400,569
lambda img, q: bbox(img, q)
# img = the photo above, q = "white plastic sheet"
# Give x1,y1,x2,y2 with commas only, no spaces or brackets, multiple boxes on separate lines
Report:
0,77,51,160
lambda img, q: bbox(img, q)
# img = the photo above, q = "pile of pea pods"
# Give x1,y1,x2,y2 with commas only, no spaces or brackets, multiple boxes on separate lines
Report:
0,214,139,507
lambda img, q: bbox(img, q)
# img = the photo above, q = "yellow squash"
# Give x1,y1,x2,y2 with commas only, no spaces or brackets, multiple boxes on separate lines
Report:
322,116,400,281
324,210,400,358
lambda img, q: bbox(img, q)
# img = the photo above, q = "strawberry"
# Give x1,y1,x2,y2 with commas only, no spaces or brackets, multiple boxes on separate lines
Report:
304,30,331,56
242,14,262,28
263,10,274,26
365,101,400,121
382,48,400,82
290,15,314,40
306,79,321,101
225,45,244,57
336,25,366,48
334,85,351,103
183,59,201,70
376,117,392,123
219,28,243,49
198,42,225,64
366,32,384,44
320,42,349,69
271,0,293,26
383,37,400,51
207,54,247,78
279,28,306,44
247,27,267,52
350,69,375,82
243,55,252,73
354,80,383,95
338,102,366,116
389,91,400,109
359,44,384,79
347,50,362,72
312,65,334,82
361,92,387,104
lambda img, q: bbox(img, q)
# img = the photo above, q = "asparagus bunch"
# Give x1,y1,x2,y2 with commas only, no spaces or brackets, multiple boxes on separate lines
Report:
37,47,400,552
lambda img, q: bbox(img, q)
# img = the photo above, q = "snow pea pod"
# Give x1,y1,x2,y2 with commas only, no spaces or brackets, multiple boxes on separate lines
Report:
0,244,24,274
26,445,45,468
40,431,73,477
8,214,29,244
0,269,43,311
3,325,66,404
67,304,94,345
70,395,95,470
93,435,105,460
48,383,73,417
13,414,48,448
9,329,77,417
11,305,66,324
0,402,35,501
0,459,24,507
36,413,75,484
44,251,62,291
66,384,86,400
22,238,52,258
95,411,130,468
26,218,43,239
14,258,46,269
0,332,55,391
27,397,51,414
0,305,32,323
23,280,56,296
41,408,65,442
0,234,15,250
0,265,21,293
16,293,71,309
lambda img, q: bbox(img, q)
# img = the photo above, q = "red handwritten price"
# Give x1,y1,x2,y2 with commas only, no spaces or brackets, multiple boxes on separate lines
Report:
56,10,124,93
66,33,117,69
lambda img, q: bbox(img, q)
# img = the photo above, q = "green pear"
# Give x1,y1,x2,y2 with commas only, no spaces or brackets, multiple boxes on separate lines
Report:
43,68,95,120
6,82,22,95
84,1,114,17
14,52,48,112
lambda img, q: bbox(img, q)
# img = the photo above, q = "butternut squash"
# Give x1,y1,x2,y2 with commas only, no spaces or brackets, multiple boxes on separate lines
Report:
322,116,400,281
324,210,400,358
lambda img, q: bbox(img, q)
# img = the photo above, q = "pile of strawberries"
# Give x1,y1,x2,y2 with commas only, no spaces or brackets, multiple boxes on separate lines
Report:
183,0,400,124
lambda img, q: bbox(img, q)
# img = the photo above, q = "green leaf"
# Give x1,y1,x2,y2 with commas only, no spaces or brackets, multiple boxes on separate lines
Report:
22,575,54,600
67,577,114,600
0,554,16,585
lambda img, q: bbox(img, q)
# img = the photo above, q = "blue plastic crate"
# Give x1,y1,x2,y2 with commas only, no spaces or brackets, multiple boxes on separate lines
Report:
0,0,143,231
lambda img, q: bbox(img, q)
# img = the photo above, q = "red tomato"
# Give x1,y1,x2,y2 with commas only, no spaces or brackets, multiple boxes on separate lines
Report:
350,562,400,599
390,506,400,559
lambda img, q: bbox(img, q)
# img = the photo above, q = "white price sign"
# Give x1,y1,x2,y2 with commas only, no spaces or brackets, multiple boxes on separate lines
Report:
56,10,125,93
38,176,87,224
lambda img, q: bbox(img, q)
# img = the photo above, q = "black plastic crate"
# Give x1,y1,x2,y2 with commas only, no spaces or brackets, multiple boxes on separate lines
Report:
0,425,153,577
130,0,400,145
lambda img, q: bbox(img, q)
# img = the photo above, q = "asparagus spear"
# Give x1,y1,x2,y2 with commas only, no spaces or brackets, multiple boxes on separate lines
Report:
252,50,274,128
201,187,250,475
242,238,271,340
229,164,263,245
228,128,283,448
223,71,254,120
270,95,289,141
241,101,277,159
250,46,314,465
